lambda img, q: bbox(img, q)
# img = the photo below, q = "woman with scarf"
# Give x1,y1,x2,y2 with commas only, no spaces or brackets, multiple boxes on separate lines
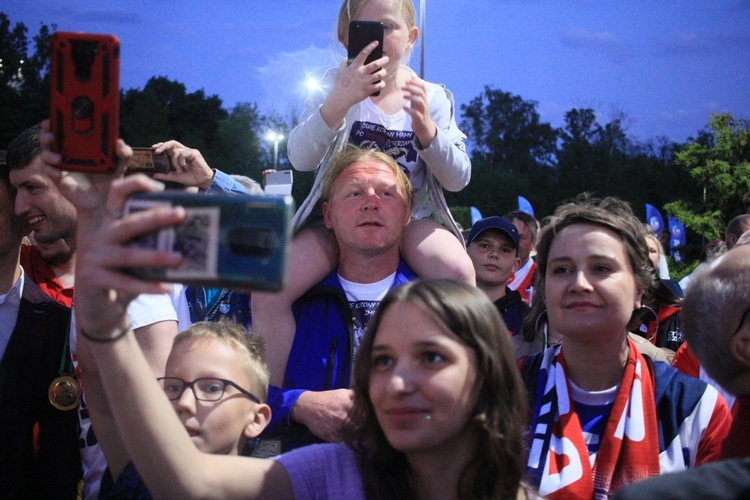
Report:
520,197,732,499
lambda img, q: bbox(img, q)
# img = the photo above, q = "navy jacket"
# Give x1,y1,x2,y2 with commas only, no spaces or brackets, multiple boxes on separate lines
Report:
263,260,415,450
0,278,81,499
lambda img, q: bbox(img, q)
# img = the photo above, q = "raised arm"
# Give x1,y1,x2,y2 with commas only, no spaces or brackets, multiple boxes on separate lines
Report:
151,140,249,194
39,126,292,499
408,81,471,192
288,43,389,172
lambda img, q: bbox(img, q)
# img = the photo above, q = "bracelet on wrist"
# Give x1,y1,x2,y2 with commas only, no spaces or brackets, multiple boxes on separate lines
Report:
80,324,131,343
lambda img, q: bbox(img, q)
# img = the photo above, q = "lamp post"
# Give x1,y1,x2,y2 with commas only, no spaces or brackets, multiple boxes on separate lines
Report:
419,0,425,78
266,132,284,170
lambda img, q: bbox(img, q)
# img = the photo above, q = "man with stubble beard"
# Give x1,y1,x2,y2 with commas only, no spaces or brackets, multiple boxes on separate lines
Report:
9,123,186,498
7,125,77,307
0,148,81,498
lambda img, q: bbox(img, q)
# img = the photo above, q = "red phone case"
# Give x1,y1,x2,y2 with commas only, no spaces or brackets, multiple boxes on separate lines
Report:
50,32,120,173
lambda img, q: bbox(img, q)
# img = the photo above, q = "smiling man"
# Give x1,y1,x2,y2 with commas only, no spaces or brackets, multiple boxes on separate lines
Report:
0,149,81,498
260,147,415,452
7,125,77,306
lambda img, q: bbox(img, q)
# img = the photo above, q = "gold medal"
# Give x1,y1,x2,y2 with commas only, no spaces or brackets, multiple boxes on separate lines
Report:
48,375,79,411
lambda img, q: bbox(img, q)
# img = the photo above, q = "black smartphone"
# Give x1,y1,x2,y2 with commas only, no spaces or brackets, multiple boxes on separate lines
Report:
126,147,172,175
347,20,384,96
123,192,293,291
50,31,120,173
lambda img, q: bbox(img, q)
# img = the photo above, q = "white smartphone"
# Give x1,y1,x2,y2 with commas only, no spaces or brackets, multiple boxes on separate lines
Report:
264,170,293,196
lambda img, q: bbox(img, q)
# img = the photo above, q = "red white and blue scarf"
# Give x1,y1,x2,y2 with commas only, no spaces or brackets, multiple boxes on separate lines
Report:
525,338,660,498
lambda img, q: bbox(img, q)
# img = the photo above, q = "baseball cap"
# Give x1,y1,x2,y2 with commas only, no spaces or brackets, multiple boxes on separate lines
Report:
467,216,520,253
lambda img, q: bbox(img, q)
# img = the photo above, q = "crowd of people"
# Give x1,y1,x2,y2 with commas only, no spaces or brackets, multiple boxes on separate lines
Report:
2,0,750,498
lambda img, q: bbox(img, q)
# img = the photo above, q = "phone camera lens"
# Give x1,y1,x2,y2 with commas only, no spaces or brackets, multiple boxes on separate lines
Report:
72,96,94,119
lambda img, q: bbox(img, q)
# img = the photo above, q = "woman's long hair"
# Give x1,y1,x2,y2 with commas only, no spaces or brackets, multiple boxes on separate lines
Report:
344,279,528,499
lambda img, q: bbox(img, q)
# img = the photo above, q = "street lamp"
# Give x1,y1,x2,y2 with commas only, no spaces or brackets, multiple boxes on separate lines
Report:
305,76,320,92
266,132,284,170
419,0,425,78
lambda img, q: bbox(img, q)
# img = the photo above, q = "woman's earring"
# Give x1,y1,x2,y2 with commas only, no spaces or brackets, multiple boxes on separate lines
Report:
630,305,658,342
534,309,548,335
535,309,560,347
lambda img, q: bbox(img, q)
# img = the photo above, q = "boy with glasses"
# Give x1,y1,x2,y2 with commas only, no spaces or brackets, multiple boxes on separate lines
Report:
90,322,271,497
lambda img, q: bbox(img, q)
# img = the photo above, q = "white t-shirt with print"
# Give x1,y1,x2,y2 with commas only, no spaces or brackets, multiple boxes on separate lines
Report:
348,99,430,219
338,272,395,357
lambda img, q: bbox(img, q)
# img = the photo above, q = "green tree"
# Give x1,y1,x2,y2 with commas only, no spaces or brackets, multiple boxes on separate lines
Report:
664,113,750,241
119,85,169,146
120,76,228,154
210,102,266,177
445,166,555,221
459,86,557,173
0,13,54,145
556,108,633,201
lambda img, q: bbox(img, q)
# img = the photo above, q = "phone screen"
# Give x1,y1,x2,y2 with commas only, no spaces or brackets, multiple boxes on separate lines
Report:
127,148,171,175
347,20,384,65
347,21,384,96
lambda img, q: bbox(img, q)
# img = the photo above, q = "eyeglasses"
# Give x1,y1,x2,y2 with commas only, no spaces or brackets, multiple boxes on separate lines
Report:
157,377,261,404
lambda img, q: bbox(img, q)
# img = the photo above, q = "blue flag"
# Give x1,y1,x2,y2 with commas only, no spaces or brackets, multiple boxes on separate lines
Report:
470,206,483,226
668,216,686,248
668,216,686,263
518,196,534,216
645,204,664,234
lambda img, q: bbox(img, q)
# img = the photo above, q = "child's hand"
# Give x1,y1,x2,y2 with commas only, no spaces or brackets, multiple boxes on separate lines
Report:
403,77,437,148
320,41,389,129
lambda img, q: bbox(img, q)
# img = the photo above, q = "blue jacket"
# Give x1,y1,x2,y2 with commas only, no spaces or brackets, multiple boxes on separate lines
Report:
264,260,415,448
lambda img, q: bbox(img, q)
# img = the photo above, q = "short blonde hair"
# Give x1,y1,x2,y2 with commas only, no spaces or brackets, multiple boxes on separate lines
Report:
172,321,269,402
320,146,414,211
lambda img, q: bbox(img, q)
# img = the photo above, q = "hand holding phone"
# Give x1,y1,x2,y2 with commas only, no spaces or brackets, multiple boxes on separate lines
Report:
347,20,384,97
150,140,216,189
124,192,293,291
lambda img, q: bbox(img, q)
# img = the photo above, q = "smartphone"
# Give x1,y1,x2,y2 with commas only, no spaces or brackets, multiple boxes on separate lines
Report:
347,20,384,97
50,31,120,173
264,170,293,196
126,148,172,175
123,192,293,291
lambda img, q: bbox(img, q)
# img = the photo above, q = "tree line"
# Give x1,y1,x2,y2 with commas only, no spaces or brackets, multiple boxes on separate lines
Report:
451,87,749,271
2,13,749,274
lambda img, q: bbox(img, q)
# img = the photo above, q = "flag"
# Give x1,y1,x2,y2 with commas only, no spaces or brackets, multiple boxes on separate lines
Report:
518,196,535,216
668,216,686,248
668,216,686,263
470,206,483,226
645,204,664,234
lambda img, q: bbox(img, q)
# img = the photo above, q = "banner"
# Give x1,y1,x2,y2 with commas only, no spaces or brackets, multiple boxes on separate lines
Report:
668,216,686,262
470,206,483,226
669,216,685,262
645,204,664,234
518,196,535,216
